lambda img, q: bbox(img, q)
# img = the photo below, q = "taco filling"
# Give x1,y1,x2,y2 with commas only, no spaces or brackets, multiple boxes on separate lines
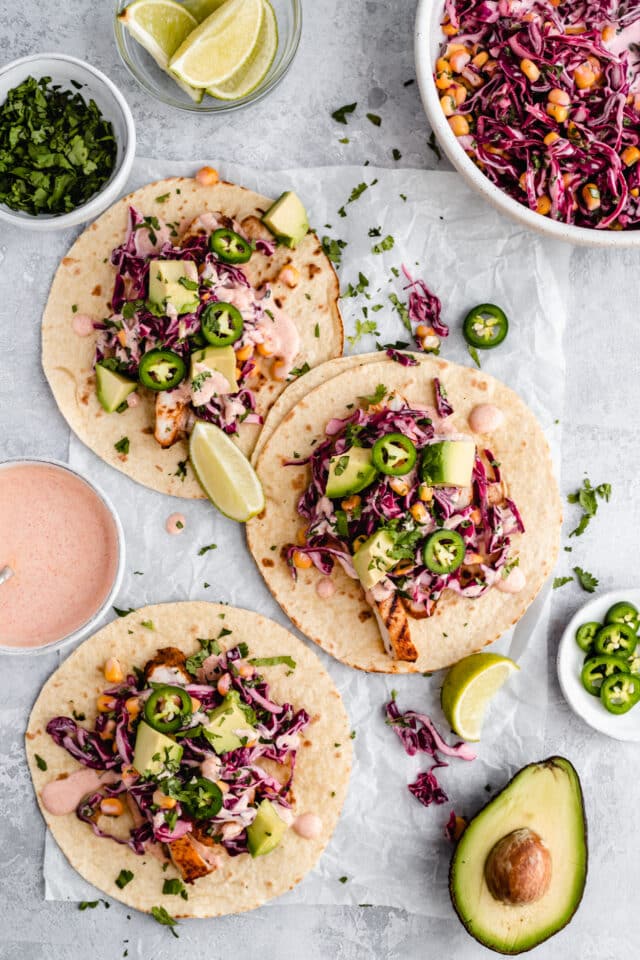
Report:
285,380,525,662
41,639,310,882
93,207,302,443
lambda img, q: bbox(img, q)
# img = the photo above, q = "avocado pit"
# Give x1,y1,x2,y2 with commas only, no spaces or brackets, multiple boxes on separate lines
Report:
484,827,551,906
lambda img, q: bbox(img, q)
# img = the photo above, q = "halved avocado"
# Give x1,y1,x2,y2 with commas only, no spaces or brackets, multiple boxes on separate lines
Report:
450,757,587,955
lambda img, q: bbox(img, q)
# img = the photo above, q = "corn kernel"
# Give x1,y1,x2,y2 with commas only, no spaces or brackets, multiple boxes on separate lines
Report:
238,662,255,679
216,779,230,793
97,694,117,713
217,673,231,696
415,324,433,339
195,166,219,187
341,495,361,511
257,341,274,357
520,58,540,82
125,696,141,717
116,329,127,348
436,70,454,91
104,657,124,684
518,172,528,191
235,343,254,363
442,23,459,36
449,115,470,137
389,477,410,496
574,63,596,89
440,94,456,117
235,366,243,380
536,195,552,215
445,43,466,55
548,88,571,106
153,789,177,809
472,51,489,68
582,183,601,211
278,264,300,288
631,187,640,198
393,560,414,576
100,797,124,817
272,360,288,381
293,550,313,569
622,146,640,167
451,83,467,106
419,483,433,502
436,57,450,73
602,24,616,43
543,131,560,146
410,502,429,523
190,697,201,712
546,103,570,123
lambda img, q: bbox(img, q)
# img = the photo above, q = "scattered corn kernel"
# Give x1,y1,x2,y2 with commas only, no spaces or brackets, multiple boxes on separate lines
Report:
440,94,456,117
190,697,201,712
278,264,300,288
451,83,467,106
100,797,124,817
520,58,540,82
238,662,255,679
235,343,253,363
389,477,410,496
104,657,124,684
272,360,288,381
195,166,219,186
472,51,489,68
574,63,596,89
536,195,552,215
217,673,231,696
257,341,274,357
293,549,313,569
548,88,571,106
125,696,141,717
419,483,433,502
99,719,116,741
393,560,414,576
216,779,230,793
622,146,640,167
602,24,616,43
116,329,127,347
631,187,640,198
449,115,470,137
546,103,570,123
443,23,459,36
97,694,117,713
436,57,450,73
415,324,433,339
410,502,429,523
153,790,177,809
421,335,440,352
341,495,361,511
436,69,454,91
235,366,242,380
582,183,601,211
543,131,560,146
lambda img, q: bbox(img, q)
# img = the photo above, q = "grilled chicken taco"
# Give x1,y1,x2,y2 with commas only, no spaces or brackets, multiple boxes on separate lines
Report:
42,176,342,498
247,353,562,673
26,602,351,916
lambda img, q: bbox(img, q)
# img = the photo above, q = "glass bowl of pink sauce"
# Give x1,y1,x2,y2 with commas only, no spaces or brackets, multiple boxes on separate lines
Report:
0,459,125,655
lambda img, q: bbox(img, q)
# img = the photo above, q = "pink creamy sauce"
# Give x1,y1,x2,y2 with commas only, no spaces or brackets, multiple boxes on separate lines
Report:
468,404,504,434
41,769,119,815
607,21,640,92
72,313,94,337
259,304,301,376
496,566,526,594
0,463,119,648
165,513,186,535
293,813,323,839
316,578,336,599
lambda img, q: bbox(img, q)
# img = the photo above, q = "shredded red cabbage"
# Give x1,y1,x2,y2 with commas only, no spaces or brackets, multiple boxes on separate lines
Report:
402,265,449,350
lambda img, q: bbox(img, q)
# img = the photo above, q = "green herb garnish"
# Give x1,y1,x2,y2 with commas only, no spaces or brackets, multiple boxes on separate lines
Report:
113,607,134,618
249,655,297,670
162,878,188,900
151,905,179,938
366,113,381,126
34,754,47,771
568,479,611,537
372,235,394,254
331,102,357,124
573,566,598,593
553,576,573,589
198,543,217,556
115,869,134,889
467,344,481,368
346,318,379,346
358,384,387,407
114,436,130,455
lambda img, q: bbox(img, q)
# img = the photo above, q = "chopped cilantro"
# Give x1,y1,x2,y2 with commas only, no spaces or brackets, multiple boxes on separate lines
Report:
155,193,170,202
347,318,379,346
428,131,442,162
343,272,369,298
467,344,481,368
348,181,368,203
331,102,357,124
568,479,611,537
366,112,381,126
339,137,350,144
113,607,134,618
321,235,347,267
553,576,573,589
372,235,394,254
249,655,297,670
290,362,311,378
141,620,154,630
314,323,320,338
116,869,134,889
151,905,179,938
34,754,47,771
79,901,99,910
114,436,130,455
174,459,188,480
573,566,598,593
358,384,387,407
338,876,349,884
162,878,188,900
388,293,410,331
392,148,402,161
198,543,217,556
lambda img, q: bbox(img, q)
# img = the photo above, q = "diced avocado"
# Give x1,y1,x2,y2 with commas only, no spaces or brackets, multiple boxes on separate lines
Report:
203,691,257,755
133,720,183,776
353,529,397,591
95,363,137,414
326,447,378,499
247,799,287,857
190,345,238,393
450,757,587,955
148,260,200,315
261,191,309,248
420,440,475,488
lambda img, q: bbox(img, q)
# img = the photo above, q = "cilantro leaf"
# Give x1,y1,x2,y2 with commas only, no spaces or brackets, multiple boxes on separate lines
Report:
331,102,357,124
372,235,395,255
553,576,573,589
114,436,129,455
358,384,387,407
198,543,217,556
366,113,381,126
34,754,47,771
115,869,134,889
347,318,379,346
573,566,598,593
151,905,179,937
249,655,297,670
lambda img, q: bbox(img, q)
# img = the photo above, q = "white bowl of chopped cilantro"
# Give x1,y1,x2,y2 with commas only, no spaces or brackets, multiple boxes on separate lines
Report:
415,0,640,247
0,53,136,230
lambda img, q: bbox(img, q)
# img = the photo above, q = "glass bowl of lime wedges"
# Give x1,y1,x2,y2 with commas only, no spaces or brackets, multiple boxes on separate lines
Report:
114,0,301,112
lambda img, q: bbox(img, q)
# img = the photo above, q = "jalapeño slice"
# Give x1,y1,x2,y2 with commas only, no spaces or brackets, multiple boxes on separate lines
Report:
581,655,630,697
138,349,186,391
209,228,252,264
605,600,639,630
463,303,509,349
423,529,466,575
180,777,223,820
144,685,192,734
593,622,637,657
201,301,244,347
575,621,600,654
600,673,640,715
371,434,417,476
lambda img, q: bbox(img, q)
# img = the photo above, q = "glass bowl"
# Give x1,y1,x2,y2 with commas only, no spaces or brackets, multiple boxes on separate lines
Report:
113,0,302,113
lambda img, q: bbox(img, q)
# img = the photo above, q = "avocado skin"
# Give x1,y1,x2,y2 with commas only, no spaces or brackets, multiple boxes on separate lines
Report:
448,756,588,955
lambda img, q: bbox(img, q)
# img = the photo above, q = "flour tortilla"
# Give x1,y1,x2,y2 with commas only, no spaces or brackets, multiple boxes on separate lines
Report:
42,177,343,498
246,354,562,674
26,602,352,917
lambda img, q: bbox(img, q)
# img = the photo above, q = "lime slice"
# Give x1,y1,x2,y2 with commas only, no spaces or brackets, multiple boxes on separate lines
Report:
189,420,265,522
118,0,203,101
170,0,264,88
207,0,277,100
182,0,227,21
441,653,519,742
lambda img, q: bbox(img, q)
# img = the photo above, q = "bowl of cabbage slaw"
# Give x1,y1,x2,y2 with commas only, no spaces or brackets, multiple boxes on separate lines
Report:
415,0,640,247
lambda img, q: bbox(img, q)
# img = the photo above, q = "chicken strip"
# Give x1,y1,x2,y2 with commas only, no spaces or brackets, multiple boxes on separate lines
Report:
154,389,189,449
373,593,419,662
168,834,217,884
143,647,191,686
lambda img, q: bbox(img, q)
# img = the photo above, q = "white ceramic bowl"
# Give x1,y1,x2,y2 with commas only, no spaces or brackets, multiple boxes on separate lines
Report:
0,54,136,231
414,0,640,248
0,458,126,656
557,589,640,741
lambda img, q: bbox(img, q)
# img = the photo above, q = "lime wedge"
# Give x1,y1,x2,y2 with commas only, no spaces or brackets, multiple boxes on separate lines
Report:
207,0,277,100
118,0,203,101
441,653,519,742
170,0,264,88
189,420,265,522
182,0,227,21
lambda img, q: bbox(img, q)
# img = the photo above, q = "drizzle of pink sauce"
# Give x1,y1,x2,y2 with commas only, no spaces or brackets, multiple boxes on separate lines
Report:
72,313,94,337
0,463,119,648
468,404,504,434
316,578,336,599
41,769,119,815
496,566,526,594
126,393,140,408
165,513,186,535
293,813,323,839
258,303,301,377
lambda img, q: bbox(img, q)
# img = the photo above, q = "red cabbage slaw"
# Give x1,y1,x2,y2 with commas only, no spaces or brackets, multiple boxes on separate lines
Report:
46,643,309,860
436,0,640,229
402,265,449,354
287,388,524,617
94,207,276,435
